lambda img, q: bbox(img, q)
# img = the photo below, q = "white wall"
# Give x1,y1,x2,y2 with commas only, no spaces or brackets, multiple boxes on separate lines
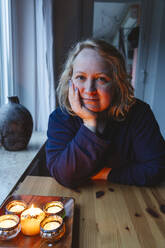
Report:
152,1,165,137
93,2,128,41
135,0,165,137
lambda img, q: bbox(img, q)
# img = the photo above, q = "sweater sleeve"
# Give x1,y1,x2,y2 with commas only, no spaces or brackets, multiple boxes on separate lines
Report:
45,108,112,188
108,104,165,186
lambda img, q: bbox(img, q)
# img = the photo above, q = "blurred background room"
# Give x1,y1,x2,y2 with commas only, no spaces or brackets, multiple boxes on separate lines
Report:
0,0,165,136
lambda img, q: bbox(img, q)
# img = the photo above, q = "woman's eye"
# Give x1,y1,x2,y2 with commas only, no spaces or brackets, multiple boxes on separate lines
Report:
76,75,86,81
97,77,109,84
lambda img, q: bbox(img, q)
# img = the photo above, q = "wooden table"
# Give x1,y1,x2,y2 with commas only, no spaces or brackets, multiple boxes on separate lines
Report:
14,176,165,248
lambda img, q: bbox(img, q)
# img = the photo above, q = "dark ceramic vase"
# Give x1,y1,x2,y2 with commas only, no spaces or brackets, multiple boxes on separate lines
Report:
0,96,33,151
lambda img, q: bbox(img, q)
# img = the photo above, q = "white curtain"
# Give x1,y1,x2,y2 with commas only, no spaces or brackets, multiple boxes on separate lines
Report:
0,0,14,106
0,0,55,131
34,0,55,131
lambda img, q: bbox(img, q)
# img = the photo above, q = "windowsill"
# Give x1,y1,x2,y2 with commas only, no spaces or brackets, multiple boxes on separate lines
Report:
0,131,47,206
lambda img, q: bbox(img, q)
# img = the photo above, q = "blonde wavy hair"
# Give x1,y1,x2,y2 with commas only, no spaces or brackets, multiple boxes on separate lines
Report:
56,38,135,121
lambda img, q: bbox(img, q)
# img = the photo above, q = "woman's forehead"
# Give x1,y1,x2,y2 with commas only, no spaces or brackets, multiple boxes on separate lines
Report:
72,48,113,74
75,48,102,61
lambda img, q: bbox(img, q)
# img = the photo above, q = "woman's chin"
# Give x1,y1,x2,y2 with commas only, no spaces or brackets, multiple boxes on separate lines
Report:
84,103,100,112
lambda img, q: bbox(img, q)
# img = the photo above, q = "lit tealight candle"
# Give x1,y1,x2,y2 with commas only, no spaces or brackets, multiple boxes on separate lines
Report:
9,205,25,212
47,206,62,214
6,200,27,216
0,219,16,228
21,205,45,236
0,214,21,240
40,215,65,242
44,221,61,230
43,201,65,218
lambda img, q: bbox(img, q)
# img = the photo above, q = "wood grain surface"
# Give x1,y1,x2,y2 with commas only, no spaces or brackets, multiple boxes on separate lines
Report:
0,194,74,248
7,176,165,248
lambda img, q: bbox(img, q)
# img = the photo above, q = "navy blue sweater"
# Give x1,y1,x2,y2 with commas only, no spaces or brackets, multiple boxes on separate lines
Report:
45,99,165,188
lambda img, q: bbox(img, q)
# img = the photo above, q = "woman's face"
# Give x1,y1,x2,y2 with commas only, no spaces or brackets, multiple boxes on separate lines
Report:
71,48,114,113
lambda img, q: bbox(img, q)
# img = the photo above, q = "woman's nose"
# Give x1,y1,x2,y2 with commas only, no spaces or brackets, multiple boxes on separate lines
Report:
84,79,96,93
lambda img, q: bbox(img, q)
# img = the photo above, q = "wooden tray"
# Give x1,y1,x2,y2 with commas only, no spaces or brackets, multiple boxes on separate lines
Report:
0,195,75,248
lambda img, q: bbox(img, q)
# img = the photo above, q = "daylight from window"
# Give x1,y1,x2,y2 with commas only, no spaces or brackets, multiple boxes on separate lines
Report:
0,0,13,106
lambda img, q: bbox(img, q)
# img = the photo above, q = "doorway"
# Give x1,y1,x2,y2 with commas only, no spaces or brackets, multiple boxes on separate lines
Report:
92,0,141,88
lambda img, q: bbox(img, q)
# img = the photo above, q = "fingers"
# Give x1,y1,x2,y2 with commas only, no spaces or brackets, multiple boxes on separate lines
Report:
68,80,77,96
74,86,81,109
68,80,73,100
68,80,97,122
68,80,75,105
68,80,81,111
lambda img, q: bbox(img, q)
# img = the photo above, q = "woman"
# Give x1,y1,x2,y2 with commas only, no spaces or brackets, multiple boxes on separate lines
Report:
46,39,165,188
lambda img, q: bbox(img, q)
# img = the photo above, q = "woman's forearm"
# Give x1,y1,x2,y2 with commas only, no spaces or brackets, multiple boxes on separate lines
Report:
46,123,111,188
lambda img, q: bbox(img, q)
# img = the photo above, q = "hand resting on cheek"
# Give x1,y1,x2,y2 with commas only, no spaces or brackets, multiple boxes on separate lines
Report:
68,80,98,132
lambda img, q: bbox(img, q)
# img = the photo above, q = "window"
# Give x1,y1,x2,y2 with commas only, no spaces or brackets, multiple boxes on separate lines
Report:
0,0,13,106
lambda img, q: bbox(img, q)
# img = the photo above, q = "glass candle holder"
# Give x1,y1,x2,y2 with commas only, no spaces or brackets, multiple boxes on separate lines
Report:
0,214,21,240
21,205,45,236
43,201,65,219
40,215,65,243
6,200,27,216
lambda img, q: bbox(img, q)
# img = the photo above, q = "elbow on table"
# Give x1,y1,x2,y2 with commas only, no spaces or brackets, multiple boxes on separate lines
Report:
52,168,80,189
46,160,78,188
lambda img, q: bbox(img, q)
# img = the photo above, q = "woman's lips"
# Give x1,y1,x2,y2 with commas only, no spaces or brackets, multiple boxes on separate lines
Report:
82,98,99,101
82,98,99,107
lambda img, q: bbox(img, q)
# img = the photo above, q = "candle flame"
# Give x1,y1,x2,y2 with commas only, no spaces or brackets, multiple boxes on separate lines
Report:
30,204,35,209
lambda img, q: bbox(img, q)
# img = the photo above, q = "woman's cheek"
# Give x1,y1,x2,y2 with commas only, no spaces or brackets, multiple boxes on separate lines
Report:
99,84,111,94
73,81,80,89
76,83,84,93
